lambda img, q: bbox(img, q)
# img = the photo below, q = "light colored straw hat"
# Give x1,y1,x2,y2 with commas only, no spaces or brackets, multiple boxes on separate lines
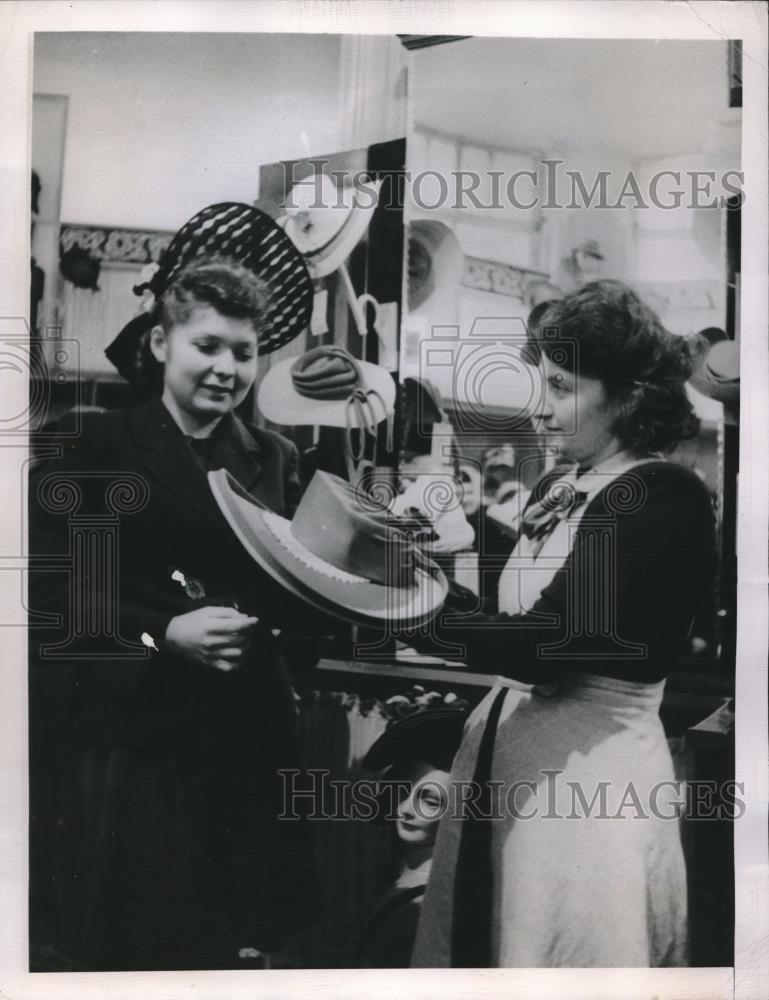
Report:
208,467,448,629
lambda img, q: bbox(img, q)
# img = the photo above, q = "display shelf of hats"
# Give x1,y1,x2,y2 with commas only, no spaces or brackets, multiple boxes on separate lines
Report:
312,657,527,705
256,144,403,368
253,145,405,489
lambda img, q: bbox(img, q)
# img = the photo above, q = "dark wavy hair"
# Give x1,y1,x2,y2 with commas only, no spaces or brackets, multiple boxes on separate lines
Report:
158,256,272,333
136,257,273,393
527,280,699,455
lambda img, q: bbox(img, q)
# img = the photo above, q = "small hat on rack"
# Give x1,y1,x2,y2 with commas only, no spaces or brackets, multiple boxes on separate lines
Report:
280,172,383,278
208,467,448,629
688,326,739,424
105,202,313,387
257,345,395,428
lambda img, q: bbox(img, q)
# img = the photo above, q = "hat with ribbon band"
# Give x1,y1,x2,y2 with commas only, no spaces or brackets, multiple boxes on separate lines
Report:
258,345,396,482
207,467,448,629
105,202,313,387
258,345,395,422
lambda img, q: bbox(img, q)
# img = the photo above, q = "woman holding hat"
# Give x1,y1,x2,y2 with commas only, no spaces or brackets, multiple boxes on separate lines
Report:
407,280,718,969
28,204,323,970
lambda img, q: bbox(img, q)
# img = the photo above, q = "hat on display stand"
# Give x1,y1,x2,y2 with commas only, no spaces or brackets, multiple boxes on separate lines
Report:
258,345,395,485
362,699,469,774
208,466,448,630
687,326,739,425
279,171,385,345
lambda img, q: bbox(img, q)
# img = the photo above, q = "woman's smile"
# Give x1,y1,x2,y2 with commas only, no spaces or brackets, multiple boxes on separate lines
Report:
150,305,259,435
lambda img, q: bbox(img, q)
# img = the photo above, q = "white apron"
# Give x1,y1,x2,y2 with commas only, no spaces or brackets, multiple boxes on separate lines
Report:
412,457,688,968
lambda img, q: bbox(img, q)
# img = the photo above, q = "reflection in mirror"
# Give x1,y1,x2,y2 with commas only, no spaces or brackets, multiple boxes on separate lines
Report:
398,35,741,974
400,36,739,628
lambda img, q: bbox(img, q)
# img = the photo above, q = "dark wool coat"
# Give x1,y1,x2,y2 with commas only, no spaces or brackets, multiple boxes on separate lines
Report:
29,395,323,970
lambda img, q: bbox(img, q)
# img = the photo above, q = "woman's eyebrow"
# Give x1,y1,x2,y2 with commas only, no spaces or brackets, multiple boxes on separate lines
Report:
192,333,255,349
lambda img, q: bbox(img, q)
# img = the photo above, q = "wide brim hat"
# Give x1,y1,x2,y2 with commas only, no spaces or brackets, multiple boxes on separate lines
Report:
105,202,313,386
280,173,383,278
208,467,448,630
407,220,463,311
362,708,468,772
257,347,396,428
688,328,739,408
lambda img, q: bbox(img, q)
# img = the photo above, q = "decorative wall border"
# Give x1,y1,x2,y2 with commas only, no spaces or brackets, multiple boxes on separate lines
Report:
636,280,722,312
59,224,173,265
462,256,548,299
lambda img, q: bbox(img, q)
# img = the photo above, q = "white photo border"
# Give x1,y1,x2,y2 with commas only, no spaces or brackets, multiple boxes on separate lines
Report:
1,2,766,998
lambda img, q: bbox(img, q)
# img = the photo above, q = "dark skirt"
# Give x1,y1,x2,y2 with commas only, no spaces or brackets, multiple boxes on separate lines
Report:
40,740,319,971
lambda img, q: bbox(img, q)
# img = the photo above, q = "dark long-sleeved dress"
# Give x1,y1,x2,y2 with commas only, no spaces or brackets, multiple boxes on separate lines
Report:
28,395,323,970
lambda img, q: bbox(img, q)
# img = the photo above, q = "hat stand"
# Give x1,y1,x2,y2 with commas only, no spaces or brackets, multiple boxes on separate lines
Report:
297,206,388,488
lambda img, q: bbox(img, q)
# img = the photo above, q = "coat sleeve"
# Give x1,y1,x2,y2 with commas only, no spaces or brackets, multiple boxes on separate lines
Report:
405,467,717,684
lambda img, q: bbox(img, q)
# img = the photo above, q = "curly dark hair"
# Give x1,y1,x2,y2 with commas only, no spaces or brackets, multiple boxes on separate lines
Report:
527,280,699,455
135,256,273,393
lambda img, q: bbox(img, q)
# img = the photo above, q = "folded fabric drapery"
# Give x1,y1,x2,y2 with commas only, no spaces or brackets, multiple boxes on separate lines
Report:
286,692,391,968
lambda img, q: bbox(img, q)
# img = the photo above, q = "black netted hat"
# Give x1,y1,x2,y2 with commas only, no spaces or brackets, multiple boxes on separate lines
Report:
105,202,313,386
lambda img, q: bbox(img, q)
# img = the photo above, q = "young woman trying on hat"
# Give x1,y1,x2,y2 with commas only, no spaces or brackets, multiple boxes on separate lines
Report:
28,206,325,971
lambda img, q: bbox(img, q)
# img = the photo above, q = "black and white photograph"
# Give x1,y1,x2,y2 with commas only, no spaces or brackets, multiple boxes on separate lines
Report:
1,3,767,999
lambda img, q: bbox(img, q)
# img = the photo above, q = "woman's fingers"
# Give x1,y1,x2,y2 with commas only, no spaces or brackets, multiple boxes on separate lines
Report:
206,606,258,622
209,624,257,642
213,646,248,660
208,613,259,632
210,647,249,672
208,629,251,647
211,658,238,673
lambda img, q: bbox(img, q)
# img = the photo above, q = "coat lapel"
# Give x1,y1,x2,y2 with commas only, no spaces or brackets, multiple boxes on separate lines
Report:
130,396,264,524
209,412,265,495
